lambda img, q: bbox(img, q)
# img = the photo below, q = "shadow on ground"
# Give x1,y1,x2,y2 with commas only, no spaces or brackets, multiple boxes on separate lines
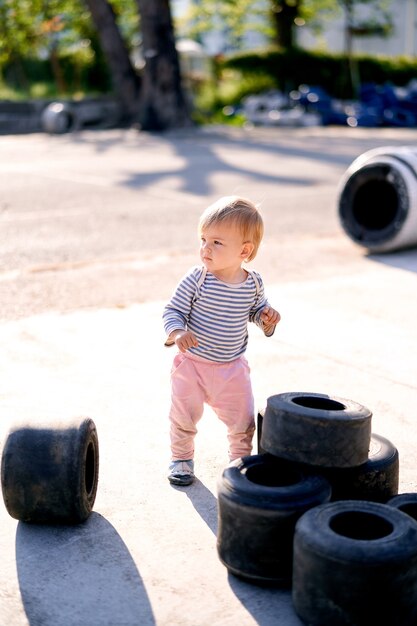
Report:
68,128,357,196
120,136,314,195
180,478,303,626
16,512,155,626
368,248,417,274
68,127,417,198
180,478,218,534
227,574,302,626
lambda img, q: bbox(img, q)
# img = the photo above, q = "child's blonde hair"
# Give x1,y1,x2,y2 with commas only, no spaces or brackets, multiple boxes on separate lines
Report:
198,196,264,262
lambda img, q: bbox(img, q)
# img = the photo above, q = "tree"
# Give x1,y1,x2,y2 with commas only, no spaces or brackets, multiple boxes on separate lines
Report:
270,0,303,49
299,0,392,94
135,0,192,129
181,0,393,54
0,0,105,92
84,0,141,122
0,0,80,88
336,0,393,56
85,0,191,129
180,0,307,51
179,0,269,52
0,0,36,86
0,0,191,130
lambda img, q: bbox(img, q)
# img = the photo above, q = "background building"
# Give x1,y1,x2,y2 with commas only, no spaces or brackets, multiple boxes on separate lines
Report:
298,0,417,57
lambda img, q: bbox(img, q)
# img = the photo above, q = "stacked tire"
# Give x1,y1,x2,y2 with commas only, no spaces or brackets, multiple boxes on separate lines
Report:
218,391,372,586
217,453,331,585
293,499,417,625
217,391,417,626
258,399,399,504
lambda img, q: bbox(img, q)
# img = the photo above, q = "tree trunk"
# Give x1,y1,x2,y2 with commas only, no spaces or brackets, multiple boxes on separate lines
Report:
136,0,192,130
50,44,67,94
84,0,141,123
270,0,302,50
343,0,360,98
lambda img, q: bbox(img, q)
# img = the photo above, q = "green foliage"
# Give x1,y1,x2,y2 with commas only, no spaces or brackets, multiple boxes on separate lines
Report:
1,51,112,99
0,0,407,117
178,0,394,52
221,47,417,99
178,0,271,49
0,0,136,96
190,44,417,125
192,67,275,123
108,0,141,51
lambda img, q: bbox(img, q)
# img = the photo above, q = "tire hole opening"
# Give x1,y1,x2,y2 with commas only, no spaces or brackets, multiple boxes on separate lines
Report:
291,396,345,411
245,463,302,487
397,503,417,522
330,511,394,540
352,178,399,232
84,441,96,497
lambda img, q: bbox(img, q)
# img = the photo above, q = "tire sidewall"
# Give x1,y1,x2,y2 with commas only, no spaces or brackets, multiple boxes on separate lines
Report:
293,501,417,625
261,392,372,467
220,454,331,510
1,417,99,524
323,433,399,502
217,454,331,583
71,418,99,523
294,500,417,565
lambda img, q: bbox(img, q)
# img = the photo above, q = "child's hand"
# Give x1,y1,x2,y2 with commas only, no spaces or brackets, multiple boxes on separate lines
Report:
174,330,199,353
260,306,281,331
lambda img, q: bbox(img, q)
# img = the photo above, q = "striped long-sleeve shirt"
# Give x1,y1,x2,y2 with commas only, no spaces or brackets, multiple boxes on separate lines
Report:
163,265,274,363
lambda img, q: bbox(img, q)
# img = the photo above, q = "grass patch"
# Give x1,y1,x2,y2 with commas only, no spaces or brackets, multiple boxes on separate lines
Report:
191,70,277,125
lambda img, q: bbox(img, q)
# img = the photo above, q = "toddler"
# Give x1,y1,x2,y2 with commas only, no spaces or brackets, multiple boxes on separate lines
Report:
163,196,280,485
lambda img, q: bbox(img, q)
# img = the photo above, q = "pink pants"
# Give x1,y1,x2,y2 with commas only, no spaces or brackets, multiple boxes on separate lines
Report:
169,351,255,462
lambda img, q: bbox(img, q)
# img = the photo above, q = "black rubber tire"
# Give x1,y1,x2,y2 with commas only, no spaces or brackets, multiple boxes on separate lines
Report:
41,102,76,133
321,433,399,503
1,417,99,524
261,392,372,468
337,147,417,253
216,454,331,585
387,493,417,523
257,409,265,454
292,500,417,626
258,417,398,502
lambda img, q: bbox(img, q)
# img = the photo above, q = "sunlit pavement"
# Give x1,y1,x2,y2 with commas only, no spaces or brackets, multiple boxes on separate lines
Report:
1,126,417,625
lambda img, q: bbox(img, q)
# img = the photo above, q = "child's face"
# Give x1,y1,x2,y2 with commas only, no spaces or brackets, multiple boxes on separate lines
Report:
199,220,252,274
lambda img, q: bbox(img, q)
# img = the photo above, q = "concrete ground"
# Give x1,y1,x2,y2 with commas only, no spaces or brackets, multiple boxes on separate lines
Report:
0,125,417,625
